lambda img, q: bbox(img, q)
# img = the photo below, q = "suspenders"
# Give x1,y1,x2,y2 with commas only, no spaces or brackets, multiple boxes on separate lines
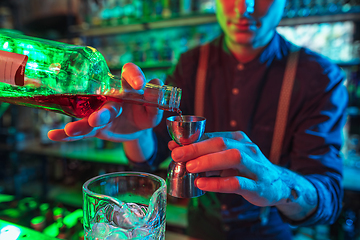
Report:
270,48,300,164
194,43,300,165
194,43,210,118
194,43,300,225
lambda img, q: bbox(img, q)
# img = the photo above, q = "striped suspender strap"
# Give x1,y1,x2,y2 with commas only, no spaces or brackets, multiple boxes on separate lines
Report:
194,43,210,117
194,44,300,165
260,48,299,225
269,48,300,165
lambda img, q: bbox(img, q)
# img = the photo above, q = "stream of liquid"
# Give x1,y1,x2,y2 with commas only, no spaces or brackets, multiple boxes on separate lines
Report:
176,109,183,123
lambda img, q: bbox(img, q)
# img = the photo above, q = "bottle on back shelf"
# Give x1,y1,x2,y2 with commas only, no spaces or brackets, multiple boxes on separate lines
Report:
0,30,182,119
180,0,192,15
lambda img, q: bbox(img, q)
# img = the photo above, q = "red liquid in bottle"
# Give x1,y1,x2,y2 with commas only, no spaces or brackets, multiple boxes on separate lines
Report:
0,94,177,118
0,94,110,118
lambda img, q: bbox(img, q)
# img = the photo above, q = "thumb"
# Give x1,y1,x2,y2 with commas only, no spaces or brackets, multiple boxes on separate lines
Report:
88,101,122,127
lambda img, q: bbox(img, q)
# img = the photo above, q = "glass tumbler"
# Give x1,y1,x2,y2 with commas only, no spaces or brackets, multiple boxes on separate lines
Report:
83,172,167,240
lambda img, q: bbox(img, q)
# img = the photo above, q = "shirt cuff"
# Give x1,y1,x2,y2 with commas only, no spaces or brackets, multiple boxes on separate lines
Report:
127,131,159,172
278,174,335,227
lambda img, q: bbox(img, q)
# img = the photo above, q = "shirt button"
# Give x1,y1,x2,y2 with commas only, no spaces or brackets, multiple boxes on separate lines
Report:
237,63,244,70
230,120,237,127
232,88,239,95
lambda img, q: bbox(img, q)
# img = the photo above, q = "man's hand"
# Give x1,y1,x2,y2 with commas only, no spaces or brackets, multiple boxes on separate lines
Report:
48,63,164,142
169,131,318,220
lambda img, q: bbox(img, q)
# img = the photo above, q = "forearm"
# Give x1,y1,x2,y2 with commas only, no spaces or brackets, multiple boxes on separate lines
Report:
123,128,156,163
275,166,318,221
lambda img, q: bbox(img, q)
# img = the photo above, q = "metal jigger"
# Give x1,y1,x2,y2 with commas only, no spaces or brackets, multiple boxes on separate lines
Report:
166,115,206,198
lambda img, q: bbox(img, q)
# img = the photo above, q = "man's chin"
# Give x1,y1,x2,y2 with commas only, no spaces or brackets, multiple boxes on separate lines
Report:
230,33,254,46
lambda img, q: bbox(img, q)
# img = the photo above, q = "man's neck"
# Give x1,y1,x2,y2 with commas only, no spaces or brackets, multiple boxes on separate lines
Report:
225,38,265,63
224,33,274,63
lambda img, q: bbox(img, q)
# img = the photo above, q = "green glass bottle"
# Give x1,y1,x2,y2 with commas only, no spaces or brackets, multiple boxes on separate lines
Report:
0,30,181,118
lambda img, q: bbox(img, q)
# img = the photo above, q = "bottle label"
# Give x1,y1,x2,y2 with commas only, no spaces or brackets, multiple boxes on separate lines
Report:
0,50,28,86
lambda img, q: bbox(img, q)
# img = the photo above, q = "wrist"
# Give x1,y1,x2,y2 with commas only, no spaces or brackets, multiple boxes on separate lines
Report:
123,128,156,163
275,168,318,221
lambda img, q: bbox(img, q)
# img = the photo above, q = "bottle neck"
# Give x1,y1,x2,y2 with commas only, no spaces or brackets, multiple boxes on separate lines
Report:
107,73,181,112
109,73,122,82
107,73,126,93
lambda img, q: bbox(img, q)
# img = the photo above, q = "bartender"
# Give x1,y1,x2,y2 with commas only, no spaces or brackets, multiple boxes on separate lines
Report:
49,0,348,239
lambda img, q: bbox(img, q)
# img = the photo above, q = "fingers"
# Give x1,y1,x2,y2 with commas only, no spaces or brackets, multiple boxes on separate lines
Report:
88,102,122,127
121,63,146,90
64,118,94,136
195,176,257,194
171,136,235,163
48,101,122,142
48,129,70,142
48,117,100,141
48,128,97,142
186,148,241,173
171,131,251,163
148,78,162,86
168,140,180,151
169,131,249,153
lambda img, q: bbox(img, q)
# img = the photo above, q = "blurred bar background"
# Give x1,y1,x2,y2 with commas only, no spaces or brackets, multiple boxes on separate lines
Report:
0,0,359,239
